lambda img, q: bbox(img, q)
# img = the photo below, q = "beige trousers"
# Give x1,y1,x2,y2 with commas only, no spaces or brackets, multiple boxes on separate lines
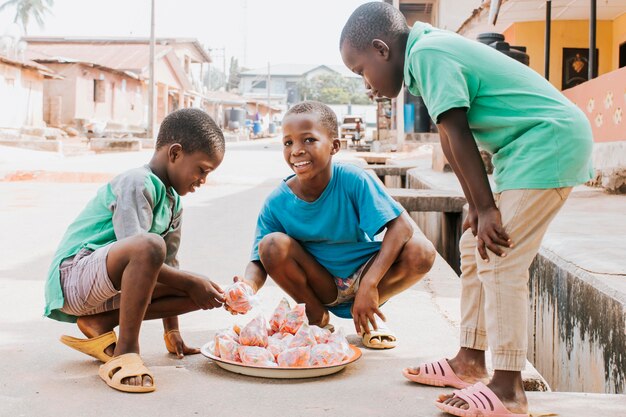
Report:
459,187,571,371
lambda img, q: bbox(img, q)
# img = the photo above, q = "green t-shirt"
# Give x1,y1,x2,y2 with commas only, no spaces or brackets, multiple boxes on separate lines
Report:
44,165,182,323
404,23,593,192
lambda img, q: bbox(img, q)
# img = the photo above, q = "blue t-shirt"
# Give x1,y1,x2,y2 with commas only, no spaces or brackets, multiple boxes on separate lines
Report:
251,163,404,279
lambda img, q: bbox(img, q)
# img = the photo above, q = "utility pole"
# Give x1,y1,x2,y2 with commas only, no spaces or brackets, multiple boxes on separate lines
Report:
147,0,156,139
267,62,271,113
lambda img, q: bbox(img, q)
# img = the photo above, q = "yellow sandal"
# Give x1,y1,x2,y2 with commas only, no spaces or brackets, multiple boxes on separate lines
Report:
59,331,116,362
98,353,155,393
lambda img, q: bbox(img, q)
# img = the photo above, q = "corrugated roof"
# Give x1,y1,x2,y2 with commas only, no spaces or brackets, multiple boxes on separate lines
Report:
25,42,171,75
0,54,59,78
24,36,211,62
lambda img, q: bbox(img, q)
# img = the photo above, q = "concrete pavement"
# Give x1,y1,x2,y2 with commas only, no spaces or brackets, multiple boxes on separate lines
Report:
1,142,625,416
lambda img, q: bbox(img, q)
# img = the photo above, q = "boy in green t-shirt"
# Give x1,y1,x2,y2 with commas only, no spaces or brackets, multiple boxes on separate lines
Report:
340,3,592,416
45,108,226,393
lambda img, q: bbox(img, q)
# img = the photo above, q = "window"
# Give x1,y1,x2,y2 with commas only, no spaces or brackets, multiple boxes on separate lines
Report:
252,80,266,89
93,79,105,103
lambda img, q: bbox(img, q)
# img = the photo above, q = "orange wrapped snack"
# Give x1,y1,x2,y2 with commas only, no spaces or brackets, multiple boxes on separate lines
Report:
277,346,311,367
326,329,353,360
213,326,239,356
309,344,344,366
269,298,291,335
224,281,257,314
267,334,290,359
280,303,308,335
288,323,317,348
218,337,241,362
309,325,332,344
238,346,277,367
239,315,269,347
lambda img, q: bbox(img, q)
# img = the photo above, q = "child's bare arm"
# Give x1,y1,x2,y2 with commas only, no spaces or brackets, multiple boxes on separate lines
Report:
241,260,267,292
158,264,225,309
437,108,512,260
352,212,414,334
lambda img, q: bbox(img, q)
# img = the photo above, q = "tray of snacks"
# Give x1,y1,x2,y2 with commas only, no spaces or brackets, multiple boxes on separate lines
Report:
202,295,362,379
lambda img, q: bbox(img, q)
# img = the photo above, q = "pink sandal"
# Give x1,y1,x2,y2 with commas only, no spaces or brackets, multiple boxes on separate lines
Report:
435,382,529,417
402,358,471,389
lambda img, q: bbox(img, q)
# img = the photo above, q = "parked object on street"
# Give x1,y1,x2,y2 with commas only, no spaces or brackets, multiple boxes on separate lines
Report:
339,115,365,141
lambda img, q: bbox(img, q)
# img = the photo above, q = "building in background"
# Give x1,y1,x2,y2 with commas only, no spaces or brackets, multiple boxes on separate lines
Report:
239,63,360,109
25,37,211,134
0,54,57,130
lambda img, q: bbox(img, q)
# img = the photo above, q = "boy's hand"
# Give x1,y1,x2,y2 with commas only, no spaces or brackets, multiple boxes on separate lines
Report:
164,330,201,359
352,284,386,335
188,276,225,310
224,276,257,315
476,207,512,261
463,205,478,236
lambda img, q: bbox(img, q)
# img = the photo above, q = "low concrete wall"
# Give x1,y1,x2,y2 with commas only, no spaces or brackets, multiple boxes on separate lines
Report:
528,249,626,394
0,139,60,153
89,138,141,153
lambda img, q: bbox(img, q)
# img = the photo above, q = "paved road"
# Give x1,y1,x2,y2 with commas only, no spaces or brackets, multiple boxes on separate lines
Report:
0,142,624,417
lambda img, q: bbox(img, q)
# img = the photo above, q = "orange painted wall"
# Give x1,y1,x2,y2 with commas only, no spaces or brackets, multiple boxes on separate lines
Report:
562,66,626,142
612,13,626,68
503,20,613,91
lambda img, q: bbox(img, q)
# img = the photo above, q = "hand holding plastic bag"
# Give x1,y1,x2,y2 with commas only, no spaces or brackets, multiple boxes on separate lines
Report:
224,280,259,314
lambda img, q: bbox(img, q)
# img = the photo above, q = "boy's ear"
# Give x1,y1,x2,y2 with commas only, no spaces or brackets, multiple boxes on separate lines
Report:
168,143,183,162
372,39,390,60
331,139,341,154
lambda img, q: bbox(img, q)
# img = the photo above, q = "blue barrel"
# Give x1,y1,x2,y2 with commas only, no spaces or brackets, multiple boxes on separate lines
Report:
404,103,415,133
253,120,263,135
268,122,276,134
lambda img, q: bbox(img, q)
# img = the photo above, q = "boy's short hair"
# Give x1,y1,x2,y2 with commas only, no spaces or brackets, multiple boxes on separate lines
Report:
156,108,225,156
284,101,338,138
340,2,409,51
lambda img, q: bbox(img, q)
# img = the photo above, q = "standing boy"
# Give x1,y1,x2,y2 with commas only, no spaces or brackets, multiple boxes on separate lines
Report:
340,3,592,416
45,108,226,393
234,101,435,349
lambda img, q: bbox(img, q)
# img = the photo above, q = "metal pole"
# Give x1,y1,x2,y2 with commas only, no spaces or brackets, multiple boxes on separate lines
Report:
589,0,597,79
147,0,156,139
544,0,551,79
267,62,271,118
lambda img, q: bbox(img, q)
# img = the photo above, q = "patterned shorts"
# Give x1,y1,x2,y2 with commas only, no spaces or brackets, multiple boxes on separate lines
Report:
325,254,377,307
58,245,120,316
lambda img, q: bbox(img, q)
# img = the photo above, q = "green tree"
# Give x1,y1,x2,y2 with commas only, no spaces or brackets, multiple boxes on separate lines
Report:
0,0,54,34
297,72,370,105
204,67,226,91
226,57,240,92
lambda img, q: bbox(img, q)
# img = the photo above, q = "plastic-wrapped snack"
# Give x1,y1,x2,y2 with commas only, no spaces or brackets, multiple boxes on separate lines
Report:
309,343,345,366
224,281,258,314
238,346,277,367
288,323,317,348
213,326,240,356
277,346,311,367
309,325,332,344
267,335,290,359
269,298,291,335
239,315,269,347
218,337,241,362
326,328,353,360
280,303,308,334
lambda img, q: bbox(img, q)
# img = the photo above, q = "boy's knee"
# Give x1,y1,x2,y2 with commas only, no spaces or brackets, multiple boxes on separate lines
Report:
405,238,436,275
258,232,292,268
133,233,166,267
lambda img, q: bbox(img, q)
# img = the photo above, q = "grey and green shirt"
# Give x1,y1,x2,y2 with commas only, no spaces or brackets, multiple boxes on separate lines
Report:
44,165,182,323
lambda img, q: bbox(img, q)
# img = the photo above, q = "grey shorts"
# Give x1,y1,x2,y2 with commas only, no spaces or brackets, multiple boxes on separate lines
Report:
325,254,377,307
59,245,120,316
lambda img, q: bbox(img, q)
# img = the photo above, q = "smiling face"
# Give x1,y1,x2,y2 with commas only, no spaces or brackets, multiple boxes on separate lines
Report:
166,145,223,196
340,39,405,99
282,113,340,183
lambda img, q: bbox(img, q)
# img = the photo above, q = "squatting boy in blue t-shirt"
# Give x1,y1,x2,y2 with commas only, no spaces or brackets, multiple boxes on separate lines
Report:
230,101,436,349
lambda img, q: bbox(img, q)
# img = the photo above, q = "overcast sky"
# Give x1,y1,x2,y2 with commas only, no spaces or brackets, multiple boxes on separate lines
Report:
0,0,373,70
